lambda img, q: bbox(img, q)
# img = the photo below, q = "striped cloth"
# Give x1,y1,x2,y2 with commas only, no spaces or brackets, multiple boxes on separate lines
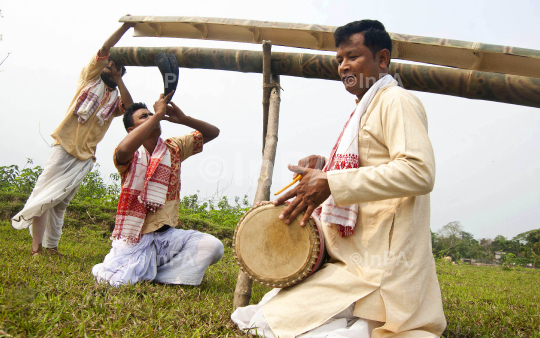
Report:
74,78,119,126
316,75,396,237
111,138,171,243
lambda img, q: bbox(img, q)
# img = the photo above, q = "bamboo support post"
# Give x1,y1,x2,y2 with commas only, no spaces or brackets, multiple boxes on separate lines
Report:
255,74,281,202
233,271,253,312
233,74,281,310
262,40,272,154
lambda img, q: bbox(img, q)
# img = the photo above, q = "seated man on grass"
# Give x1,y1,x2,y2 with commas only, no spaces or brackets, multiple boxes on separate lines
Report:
92,92,223,286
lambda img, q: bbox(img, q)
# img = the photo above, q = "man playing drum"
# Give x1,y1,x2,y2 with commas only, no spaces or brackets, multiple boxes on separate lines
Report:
232,20,446,337
92,93,224,286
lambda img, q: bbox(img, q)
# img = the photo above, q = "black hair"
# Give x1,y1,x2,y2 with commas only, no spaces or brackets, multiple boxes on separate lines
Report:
123,102,148,131
121,66,127,76
334,20,392,62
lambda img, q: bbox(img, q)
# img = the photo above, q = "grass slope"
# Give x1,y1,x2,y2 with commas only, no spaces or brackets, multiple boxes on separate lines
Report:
0,220,270,337
0,197,539,337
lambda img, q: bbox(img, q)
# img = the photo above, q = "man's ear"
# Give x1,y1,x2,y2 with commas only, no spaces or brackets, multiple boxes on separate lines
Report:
378,49,391,70
127,126,134,133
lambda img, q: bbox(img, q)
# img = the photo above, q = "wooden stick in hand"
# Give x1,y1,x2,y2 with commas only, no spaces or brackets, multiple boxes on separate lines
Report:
274,175,303,196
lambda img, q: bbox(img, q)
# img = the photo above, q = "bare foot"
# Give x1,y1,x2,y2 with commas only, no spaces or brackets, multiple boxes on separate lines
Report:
30,244,43,257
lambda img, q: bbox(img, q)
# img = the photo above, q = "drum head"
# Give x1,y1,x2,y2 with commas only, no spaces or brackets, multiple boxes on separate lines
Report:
233,201,320,288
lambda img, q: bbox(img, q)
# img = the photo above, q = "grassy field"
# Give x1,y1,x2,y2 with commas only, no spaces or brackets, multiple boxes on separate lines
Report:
1,208,540,337
437,263,540,337
0,219,270,337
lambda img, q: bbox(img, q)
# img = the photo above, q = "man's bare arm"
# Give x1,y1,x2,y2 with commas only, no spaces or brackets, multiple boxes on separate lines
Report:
165,102,220,143
98,23,135,58
112,67,134,108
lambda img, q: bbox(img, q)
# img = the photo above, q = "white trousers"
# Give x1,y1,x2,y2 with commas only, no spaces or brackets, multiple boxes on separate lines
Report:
231,289,383,338
11,145,94,248
92,227,224,287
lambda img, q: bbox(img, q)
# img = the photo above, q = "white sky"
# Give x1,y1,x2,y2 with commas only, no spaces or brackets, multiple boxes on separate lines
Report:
1,0,539,240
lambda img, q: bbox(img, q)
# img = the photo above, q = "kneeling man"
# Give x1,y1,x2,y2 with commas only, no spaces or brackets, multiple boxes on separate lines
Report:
92,92,223,286
232,20,446,337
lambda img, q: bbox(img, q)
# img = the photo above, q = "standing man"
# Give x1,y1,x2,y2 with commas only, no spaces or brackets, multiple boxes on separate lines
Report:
11,23,135,257
232,20,446,337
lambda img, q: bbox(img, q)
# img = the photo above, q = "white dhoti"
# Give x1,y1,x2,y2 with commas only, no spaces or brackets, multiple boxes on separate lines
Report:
92,227,224,286
231,289,384,338
11,145,94,248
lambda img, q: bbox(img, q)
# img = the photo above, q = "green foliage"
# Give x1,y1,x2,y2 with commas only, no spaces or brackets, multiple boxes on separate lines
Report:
74,164,120,206
0,159,43,195
0,160,120,207
179,192,251,229
433,221,540,266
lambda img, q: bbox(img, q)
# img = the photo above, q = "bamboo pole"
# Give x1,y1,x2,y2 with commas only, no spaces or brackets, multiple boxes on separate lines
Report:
233,74,281,310
110,46,540,109
233,271,253,312
119,15,540,79
262,40,272,154
256,74,280,202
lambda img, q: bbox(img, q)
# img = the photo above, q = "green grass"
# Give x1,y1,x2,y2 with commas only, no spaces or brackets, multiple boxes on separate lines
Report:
0,220,270,337
1,207,539,337
437,262,540,337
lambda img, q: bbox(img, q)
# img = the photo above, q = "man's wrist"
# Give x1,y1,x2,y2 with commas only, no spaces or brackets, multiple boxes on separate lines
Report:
154,110,167,120
177,115,190,125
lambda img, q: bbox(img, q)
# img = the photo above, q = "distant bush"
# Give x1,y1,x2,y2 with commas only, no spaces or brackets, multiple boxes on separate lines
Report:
0,159,43,195
75,165,120,206
179,193,251,229
0,160,120,205
0,160,252,230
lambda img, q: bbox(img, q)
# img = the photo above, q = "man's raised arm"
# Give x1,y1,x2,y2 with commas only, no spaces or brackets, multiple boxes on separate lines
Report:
111,65,134,108
98,22,135,58
165,102,220,144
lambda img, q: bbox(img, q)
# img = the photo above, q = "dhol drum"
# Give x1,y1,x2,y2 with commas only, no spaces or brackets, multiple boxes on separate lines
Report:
233,201,326,288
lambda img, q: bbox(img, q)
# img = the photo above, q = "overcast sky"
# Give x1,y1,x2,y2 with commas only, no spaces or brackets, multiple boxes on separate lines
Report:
1,0,539,240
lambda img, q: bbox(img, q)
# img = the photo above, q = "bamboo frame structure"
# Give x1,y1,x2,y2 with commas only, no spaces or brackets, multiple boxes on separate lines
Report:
110,46,540,109
119,15,540,79
233,74,281,310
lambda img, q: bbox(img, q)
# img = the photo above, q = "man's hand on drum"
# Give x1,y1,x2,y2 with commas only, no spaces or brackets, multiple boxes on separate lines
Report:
292,155,326,179
274,164,331,226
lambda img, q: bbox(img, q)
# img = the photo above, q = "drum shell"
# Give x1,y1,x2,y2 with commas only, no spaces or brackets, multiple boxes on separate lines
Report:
233,202,326,288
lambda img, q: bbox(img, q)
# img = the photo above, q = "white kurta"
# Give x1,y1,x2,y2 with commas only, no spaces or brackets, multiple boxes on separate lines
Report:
259,82,446,338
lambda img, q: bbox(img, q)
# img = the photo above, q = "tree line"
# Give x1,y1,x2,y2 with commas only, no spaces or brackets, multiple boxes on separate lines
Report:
432,221,540,266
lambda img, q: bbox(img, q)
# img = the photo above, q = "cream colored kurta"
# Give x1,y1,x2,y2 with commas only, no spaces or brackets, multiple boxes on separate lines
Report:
51,53,124,162
262,82,446,338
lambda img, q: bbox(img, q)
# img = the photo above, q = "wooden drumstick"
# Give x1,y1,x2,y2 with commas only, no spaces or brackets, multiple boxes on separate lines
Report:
274,175,303,195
